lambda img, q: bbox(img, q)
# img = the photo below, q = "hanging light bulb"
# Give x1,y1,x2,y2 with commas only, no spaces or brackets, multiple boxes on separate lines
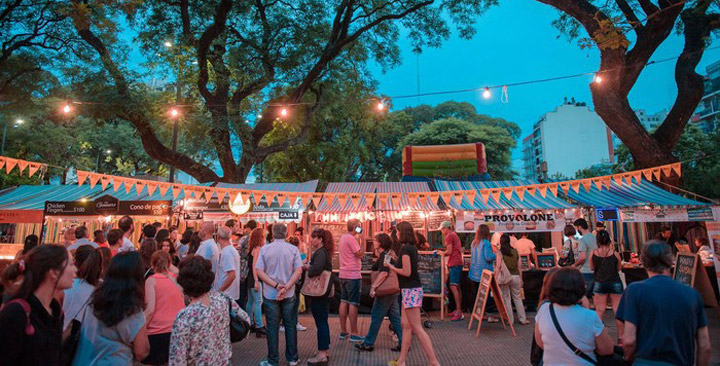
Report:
62,104,71,114
170,108,179,117
482,87,491,99
377,101,385,111
594,74,602,84
280,108,287,117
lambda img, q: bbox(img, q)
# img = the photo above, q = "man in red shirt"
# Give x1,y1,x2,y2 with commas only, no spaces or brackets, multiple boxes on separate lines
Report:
441,221,464,321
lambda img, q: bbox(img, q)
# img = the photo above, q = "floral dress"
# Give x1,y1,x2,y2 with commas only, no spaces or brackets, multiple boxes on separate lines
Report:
169,291,249,366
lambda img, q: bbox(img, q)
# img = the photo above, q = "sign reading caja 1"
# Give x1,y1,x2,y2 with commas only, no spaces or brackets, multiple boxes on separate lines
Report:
456,209,577,233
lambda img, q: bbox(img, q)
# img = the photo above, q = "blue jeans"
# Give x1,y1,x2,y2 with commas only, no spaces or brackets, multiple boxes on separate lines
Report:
582,273,594,298
263,296,298,365
309,297,330,351
363,294,402,347
246,285,263,327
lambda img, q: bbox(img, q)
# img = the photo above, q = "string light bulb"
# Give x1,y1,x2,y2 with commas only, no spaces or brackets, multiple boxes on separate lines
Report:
482,87,491,99
377,101,385,111
62,104,71,114
594,74,602,84
280,108,287,117
170,108,179,117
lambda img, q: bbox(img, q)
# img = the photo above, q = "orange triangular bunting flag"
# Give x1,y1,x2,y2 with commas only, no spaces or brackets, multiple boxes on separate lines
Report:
594,179,604,191
171,184,182,199
570,182,580,193
146,182,158,197
277,194,287,207
265,191,277,205
363,193,376,207
338,193,351,208
480,190,490,203
548,183,558,197
306,193,320,205
229,190,240,205
671,163,681,177
639,170,650,182
123,179,134,194
603,179,612,190
350,193,361,208
581,180,592,193
17,160,28,174
428,192,440,205
89,173,101,189
613,176,623,186
452,191,465,206
490,190,502,202
661,166,672,177
136,182,146,196
441,192,455,206
502,188,514,200
216,189,229,202
465,190,476,205
4,158,17,174
526,186,536,196
204,189,214,203
516,188,525,201
28,163,42,178
376,193,389,208
0,157,5,170
389,193,401,208
558,183,569,194
100,175,111,190
407,193,419,207
157,183,170,198
651,168,661,180
240,190,251,203
537,185,548,198
287,194,297,206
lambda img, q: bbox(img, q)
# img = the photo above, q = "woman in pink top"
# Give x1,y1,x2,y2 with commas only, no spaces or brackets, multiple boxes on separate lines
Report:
143,250,186,365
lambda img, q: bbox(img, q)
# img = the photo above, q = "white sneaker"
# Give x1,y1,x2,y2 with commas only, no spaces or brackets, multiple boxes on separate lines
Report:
279,325,285,332
297,322,307,331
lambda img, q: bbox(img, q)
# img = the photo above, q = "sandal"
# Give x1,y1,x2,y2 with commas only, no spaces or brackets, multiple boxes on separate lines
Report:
391,345,401,352
307,354,329,366
355,343,374,352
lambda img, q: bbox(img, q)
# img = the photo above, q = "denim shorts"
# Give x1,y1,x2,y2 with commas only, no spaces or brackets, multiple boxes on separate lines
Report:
340,278,361,305
593,281,624,295
448,265,462,286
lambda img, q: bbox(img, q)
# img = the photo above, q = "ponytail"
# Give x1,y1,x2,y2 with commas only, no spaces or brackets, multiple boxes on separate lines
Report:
13,245,69,300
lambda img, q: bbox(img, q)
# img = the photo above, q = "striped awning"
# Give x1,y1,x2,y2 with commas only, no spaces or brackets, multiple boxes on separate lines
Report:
432,179,573,210
375,182,440,211
565,179,707,208
216,180,318,208
316,182,376,212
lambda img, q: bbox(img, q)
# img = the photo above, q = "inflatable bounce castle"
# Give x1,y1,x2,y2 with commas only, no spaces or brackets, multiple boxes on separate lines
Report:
402,142,489,181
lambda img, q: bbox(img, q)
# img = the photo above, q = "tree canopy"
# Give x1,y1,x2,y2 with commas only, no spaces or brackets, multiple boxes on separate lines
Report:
537,0,720,175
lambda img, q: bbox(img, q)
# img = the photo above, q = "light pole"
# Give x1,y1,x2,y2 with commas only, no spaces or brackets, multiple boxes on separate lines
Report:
166,41,182,183
1,119,23,155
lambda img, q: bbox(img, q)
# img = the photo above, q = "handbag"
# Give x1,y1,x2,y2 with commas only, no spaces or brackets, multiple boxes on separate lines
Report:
495,254,513,285
549,304,625,366
227,296,250,343
61,297,91,366
300,270,333,297
370,270,400,296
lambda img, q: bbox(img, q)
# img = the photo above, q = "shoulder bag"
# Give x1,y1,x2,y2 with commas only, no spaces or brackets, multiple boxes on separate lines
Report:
494,254,513,285
370,270,400,296
549,304,624,366
61,296,92,366
301,249,334,297
227,295,250,343
558,239,576,267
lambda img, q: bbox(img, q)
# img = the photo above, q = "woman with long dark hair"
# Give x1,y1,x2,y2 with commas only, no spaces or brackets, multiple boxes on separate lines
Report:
140,238,159,278
63,246,104,331
72,251,150,364
498,234,529,325
590,230,624,342
188,232,202,256
305,228,334,365
387,221,439,366
469,224,498,323
356,232,402,353
160,238,180,274
14,234,39,260
245,227,266,337
0,245,77,365
155,229,170,247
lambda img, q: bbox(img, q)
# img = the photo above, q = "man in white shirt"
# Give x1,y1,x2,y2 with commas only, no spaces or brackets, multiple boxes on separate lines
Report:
196,221,220,290
514,233,536,256
217,226,241,301
118,215,136,252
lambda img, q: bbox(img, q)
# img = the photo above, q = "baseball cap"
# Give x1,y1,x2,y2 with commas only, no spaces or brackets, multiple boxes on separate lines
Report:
441,221,452,228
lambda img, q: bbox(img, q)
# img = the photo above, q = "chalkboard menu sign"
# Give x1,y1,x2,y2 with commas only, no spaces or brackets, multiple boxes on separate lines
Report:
361,253,376,271
404,211,426,229
310,222,346,244
332,252,340,270
519,255,531,271
473,270,493,319
673,253,698,286
417,252,443,295
536,253,557,270
427,212,451,231
463,255,471,270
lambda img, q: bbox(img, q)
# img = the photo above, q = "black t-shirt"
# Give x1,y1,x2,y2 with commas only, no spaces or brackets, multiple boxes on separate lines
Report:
0,294,63,366
372,250,390,272
397,244,421,289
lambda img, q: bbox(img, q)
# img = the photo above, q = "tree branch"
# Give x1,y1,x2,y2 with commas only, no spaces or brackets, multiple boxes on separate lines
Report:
614,0,641,28
636,0,659,16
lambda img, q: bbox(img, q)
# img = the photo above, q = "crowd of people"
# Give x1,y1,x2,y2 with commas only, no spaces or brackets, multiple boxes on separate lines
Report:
0,213,715,366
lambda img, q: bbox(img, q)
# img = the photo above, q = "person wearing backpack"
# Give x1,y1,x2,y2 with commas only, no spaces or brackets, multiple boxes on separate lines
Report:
0,245,77,365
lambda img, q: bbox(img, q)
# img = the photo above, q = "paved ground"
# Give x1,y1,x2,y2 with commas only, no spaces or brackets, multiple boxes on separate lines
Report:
231,308,720,366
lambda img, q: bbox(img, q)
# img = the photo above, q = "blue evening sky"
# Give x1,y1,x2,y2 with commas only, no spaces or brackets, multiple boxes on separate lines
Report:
368,0,720,173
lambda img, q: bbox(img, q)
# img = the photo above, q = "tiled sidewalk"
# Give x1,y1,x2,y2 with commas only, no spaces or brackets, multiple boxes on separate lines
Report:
231,309,720,366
